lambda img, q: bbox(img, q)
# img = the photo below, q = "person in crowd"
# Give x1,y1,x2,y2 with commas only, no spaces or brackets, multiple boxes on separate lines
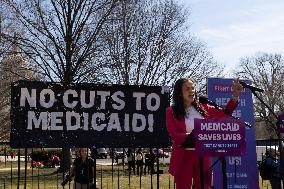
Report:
112,149,119,164
136,148,144,176
144,149,156,174
10,151,16,159
166,77,243,189
63,148,95,189
31,160,42,168
42,152,50,167
265,148,281,189
127,148,135,175
51,154,60,167
5,148,9,159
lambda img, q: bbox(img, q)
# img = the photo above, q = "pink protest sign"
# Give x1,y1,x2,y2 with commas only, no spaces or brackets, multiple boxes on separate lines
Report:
194,118,246,156
279,114,284,133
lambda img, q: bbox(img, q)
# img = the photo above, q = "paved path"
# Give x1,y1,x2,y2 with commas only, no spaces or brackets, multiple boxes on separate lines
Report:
0,156,170,171
0,156,26,162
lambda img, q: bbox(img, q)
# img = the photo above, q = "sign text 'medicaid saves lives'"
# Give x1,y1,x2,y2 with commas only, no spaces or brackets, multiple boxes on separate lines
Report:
194,118,246,156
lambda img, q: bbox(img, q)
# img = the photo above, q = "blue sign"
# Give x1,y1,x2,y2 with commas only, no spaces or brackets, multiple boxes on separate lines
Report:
207,78,258,189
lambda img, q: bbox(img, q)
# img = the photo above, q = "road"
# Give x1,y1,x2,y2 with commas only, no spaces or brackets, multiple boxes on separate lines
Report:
0,155,170,166
96,156,170,165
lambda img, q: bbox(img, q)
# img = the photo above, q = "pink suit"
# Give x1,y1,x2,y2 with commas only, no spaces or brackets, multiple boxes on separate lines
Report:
166,100,238,189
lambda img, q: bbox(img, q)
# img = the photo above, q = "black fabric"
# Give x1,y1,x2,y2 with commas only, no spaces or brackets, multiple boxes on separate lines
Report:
180,130,195,148
259,159,273,180
73,157,94,184
10,80,170,148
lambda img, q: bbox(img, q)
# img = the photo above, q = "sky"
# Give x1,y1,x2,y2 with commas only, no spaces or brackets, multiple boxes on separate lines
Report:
178,0,284,74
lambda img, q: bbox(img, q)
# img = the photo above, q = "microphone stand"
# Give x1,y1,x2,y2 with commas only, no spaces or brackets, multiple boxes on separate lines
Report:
221,156,227,189
202,155,227,189
250,89,284,133
203,98,252,128
199,157,205,189
199,156,227,189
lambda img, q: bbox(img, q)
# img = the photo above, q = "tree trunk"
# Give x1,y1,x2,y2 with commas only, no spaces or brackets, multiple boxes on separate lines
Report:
58,68,73,172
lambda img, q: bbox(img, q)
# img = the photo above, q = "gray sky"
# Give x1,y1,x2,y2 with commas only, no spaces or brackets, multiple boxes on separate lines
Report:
179,0,284,73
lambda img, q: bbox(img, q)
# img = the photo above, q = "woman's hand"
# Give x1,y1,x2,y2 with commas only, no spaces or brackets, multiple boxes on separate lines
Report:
231,78,244,101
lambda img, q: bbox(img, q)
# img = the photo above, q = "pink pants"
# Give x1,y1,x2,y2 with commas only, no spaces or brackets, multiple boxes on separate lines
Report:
175,150,212,189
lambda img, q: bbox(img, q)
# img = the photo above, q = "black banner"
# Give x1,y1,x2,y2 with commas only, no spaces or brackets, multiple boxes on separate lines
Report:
10,80,171,148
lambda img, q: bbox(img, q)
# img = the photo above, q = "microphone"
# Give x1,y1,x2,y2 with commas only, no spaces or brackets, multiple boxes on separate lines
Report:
239,81,264,93
198,96,252,128
199,96,211,104
199,96,230,115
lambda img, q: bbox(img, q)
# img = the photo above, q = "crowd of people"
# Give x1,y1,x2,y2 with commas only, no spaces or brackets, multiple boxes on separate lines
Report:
126,148,157,176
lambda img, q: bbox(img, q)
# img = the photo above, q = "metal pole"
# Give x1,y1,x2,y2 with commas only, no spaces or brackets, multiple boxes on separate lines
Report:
199,157,204,189
221,156,227,189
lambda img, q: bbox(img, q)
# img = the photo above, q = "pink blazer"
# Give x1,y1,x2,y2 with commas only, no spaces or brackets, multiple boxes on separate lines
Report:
166,100,238,177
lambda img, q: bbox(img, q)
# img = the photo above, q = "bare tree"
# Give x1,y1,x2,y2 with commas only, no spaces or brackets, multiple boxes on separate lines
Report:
3,0,119,83
0,47,35,141
92,0,223,93
235,53,284,186
0,6,20,61
2,0,223,171
2,0,120,171
1,7,33,142
235,53,284,138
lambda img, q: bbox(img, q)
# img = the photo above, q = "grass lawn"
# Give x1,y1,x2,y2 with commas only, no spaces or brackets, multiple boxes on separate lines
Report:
0,162,277,189
0,161,23,169
0,163,174,189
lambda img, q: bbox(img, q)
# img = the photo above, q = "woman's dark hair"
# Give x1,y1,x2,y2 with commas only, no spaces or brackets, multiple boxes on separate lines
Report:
172,78,207,120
